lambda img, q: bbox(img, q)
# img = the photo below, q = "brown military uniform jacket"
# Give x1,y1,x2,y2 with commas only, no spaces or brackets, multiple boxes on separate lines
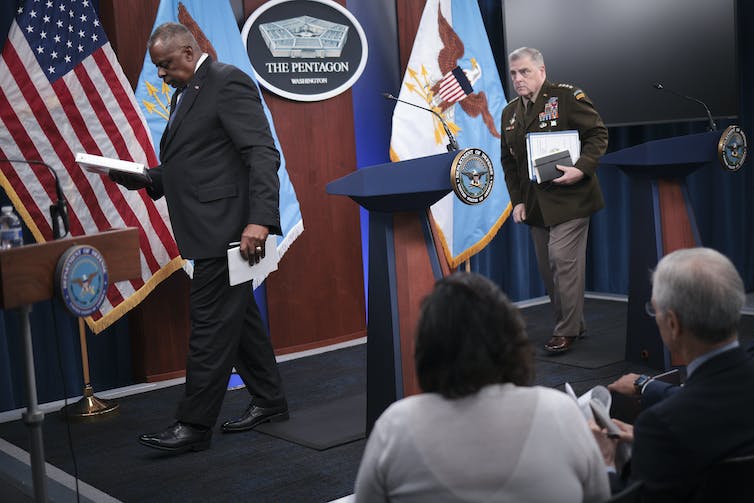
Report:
500,81,608,227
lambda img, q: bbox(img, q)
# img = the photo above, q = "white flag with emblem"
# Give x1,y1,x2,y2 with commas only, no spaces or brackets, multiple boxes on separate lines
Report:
389,0,510,268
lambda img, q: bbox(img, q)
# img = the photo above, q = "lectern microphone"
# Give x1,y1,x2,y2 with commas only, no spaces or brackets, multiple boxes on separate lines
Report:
382,92,459,152
0,158,70,239
652,83,717,132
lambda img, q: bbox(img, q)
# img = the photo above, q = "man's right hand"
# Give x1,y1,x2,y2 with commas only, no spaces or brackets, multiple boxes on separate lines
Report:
109,171,150,190
513,203,526,223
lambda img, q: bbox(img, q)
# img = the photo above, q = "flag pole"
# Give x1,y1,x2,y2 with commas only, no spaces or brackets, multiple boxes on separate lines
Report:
60,318,119,421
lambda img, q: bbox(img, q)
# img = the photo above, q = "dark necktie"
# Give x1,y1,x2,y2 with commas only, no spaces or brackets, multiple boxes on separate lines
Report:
168,87,185,128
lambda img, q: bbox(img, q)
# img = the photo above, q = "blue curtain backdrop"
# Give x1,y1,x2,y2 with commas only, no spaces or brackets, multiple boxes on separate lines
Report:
2,0,754,411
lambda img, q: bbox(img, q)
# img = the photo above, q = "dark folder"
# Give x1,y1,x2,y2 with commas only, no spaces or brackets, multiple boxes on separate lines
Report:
533,150,571,183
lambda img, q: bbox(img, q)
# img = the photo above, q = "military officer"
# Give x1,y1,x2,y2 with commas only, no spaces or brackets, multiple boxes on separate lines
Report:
500,47,608,354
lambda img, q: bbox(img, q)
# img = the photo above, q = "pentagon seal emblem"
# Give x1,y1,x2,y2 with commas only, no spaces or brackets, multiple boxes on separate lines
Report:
55,245,108,317
242,0,368,102
450,148,494,205
718,125,747,171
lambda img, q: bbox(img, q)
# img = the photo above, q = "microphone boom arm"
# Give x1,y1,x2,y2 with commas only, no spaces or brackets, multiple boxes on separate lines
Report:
0,158,70,239
383,93,459,151
653,83,717,131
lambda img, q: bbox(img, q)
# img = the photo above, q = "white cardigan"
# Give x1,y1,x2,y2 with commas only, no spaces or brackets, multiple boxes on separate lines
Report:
354,383,610,503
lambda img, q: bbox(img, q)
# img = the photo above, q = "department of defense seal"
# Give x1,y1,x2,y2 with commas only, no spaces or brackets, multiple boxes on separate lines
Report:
718,125,747,171
55,245,108,317
450,148,494,205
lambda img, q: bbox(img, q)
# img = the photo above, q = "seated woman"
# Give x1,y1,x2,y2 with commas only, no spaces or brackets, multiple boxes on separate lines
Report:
354,272,609,502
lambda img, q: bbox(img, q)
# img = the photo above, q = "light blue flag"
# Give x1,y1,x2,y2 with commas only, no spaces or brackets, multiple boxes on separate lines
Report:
134,0,303,275
389,0,509,268
446,0,509,263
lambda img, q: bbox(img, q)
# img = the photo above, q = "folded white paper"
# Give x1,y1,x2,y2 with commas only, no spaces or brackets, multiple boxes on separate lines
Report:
227,234,279,287
565,382,631,470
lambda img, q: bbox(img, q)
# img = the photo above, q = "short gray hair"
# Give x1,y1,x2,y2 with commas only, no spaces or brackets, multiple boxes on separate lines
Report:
652,247,744,343
508,47,544,66
148,22,199,51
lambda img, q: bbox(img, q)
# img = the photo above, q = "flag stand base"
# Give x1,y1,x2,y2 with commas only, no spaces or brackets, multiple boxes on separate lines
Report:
60,384,119,422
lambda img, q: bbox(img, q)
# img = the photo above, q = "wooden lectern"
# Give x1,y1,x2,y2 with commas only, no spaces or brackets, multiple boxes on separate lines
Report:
601,131,723,369
0,228,140,501
327,152,457,432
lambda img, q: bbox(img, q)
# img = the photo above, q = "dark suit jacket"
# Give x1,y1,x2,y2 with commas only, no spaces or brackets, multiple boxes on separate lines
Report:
500,80,608,227
630,346,754,502
147,57,281,259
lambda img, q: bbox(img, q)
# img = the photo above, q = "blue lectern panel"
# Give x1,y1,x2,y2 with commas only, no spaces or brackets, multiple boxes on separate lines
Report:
601,130,720,178
326,151,457,212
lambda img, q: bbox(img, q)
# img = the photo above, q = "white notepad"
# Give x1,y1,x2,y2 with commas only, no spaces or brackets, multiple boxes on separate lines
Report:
227,234,279,287
76,152,149,182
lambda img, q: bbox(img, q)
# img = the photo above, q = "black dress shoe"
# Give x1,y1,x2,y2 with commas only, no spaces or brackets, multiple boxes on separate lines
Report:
222,403,289,433
138,422,211,452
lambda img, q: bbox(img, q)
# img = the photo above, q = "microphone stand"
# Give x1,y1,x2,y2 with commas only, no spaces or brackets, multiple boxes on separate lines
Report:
653,83,717,131
0,158,62,501
383,93,460,151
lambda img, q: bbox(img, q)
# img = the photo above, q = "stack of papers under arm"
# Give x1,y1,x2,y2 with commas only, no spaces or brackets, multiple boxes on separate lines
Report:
75,152,149,182
525,130,580,182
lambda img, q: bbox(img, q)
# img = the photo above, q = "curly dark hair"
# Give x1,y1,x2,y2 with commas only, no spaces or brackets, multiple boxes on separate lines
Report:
414,272,534,398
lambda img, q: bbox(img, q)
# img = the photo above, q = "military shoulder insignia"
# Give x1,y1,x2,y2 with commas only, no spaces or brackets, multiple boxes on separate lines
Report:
718,125,747,171
55,245,109,317
450,148,494,205
573,89,586,100
557,83,574,90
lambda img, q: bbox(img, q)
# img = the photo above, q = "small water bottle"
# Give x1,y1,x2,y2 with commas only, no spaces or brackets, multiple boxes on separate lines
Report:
0,205,24,249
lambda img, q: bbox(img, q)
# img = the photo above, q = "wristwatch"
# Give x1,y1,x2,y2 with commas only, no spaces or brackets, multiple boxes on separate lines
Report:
633,374,651,394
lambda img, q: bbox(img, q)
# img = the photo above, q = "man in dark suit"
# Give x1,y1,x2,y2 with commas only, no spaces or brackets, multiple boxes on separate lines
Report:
111,22,288,453
607,337,754,411
593,248,754,501
500,47,608,354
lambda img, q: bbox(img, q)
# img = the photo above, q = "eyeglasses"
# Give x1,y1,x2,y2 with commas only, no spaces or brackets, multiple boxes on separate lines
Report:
645,301,657,317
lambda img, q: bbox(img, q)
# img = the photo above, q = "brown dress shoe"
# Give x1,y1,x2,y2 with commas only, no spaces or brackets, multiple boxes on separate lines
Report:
543,336,577,353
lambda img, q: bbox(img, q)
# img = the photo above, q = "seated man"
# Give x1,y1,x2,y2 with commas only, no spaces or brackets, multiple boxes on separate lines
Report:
593,248,754,502
608,345,753,411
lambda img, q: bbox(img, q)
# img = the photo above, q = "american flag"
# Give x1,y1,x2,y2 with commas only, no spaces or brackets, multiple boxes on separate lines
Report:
0,0,182,332
436,66,473,104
